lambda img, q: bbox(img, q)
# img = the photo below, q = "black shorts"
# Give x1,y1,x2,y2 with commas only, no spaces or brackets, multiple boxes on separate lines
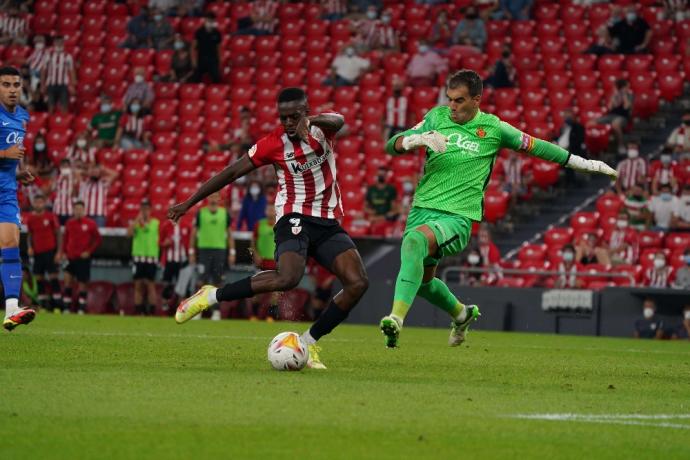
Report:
133,262,158,280
163,261,184,283
33,250,57,275
314,286,332,302
274,213,356,270
66,258,91,283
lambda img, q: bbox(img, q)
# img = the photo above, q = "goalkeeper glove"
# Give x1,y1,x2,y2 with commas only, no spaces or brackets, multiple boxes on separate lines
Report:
401,131,448,153
565,154,618,180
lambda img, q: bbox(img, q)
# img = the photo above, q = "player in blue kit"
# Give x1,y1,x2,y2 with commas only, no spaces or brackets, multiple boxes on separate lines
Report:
0,66,36,331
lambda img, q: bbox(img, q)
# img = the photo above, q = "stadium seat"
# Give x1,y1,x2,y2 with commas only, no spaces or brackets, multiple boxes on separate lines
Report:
665,233,690,251
531,160,560,189
152,100,178,118
483,191,509,223
595,194,622,215
518,244,547,263
658,74,684,101
570,212,599,231
544,227,573,249
639,231,664,250
179,84,205,101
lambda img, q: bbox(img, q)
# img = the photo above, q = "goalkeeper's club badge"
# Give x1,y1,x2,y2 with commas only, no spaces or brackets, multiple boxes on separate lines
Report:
476,127,486,138
290,217,302,235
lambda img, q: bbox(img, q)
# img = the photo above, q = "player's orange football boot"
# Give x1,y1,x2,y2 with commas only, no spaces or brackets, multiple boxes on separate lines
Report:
3,307,36,332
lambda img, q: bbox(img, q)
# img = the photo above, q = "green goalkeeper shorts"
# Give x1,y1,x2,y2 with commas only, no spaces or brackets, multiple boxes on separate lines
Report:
404,206,473,266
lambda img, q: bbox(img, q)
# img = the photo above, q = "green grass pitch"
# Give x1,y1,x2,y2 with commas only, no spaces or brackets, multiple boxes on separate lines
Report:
2,314,689,459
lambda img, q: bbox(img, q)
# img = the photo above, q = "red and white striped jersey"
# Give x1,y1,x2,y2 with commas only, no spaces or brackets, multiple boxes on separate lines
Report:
67,146,97,165
644,266,673,288
557,262,579,288
26,47,49,72
323,0,347,15
159,220,191,264
386,96,408,127
503,158,524,186
653,165,679,189
252,0,278,32
43,49,74,86
0,13,27,39
120,113,150,140
616,157,647,190
608,228,637,264
248,116,344,221
53,172,75,216
79,179,109,217
367,23,398,49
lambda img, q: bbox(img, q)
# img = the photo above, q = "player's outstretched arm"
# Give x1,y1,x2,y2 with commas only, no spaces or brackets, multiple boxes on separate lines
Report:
385,126,447,155
168,154,256,223
307,113,345,136
499,121,618,180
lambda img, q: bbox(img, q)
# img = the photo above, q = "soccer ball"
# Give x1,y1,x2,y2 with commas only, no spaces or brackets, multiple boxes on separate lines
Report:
267,332,309,371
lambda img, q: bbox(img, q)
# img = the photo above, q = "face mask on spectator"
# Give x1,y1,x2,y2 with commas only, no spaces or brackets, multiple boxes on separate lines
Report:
562,251,574,262
174,41,185,50
685,311,690,320
627,149,639,159
206,21,216,29
418,45,429,54
367,10,377,20
101,103,111,113
626,12,637,22
35,42,44,50
616,219,628,228
643,307,654,319
660,154,671,165
403,181,413,193
653,258,666,269
468,254,480,265
130,103,141,113
345,47,355,57
381,15,391,24
154,14,163,21
35,142,45,151
60,167,70,175
249,185,261,197
77,139,87,148
134,74,144,84
660,192,672,201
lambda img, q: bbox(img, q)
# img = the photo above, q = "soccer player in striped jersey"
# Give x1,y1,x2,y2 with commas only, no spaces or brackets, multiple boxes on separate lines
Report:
169,87,369,369
0,66,36,331
379,69,618,348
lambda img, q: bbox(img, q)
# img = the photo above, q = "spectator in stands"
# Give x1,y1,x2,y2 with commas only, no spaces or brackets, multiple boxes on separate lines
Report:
116,98,153,151
251,0,279,35
556,108,586,156
592,79,633,155
351,5,380,41
478,224,502,284
672,304,690,340
232,107,258,150
634,298,664,339
666,110,690,161
26,35,48,93
496,0,533,20
189,192,235,320
124,6,153,49
430,10,452,48
30,132,52,177
596,210,637,266
651,149,679,195
249,203,278,321
128,199,160,316
501,150,529,207
365,168,399,223
53,159,78,224
671,183,690,230
192,13,222,84
67,132,97,166
623,181,650,230
18,63,42,111
26,194,62,312
169,35,195,83
665,0,690,21
150,9,175,50
644,251,673,288
41,36,75,114
90,95,122,148
366,10,400,52
672,248,690,290
460,247,484,286
555,244,582,289
79,163,117,228
0,7,27,45
324,46,370,87
615,141,647,196
58,201,102,314
123,68,155,115
159,217,192,312
384,77,409,139
484,49,515,89
585,25,615,56
406,40,447,87
575,232,600,265
236,180,267,231
648,184,679,231
608,5,652,54
451,6,487,51
322,0,348,21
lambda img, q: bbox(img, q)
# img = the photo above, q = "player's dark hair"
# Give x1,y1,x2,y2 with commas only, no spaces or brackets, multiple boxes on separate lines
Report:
277,87,307,104
74,200,85,207
0,66,20,77
446,69,483,97
615,78,628,89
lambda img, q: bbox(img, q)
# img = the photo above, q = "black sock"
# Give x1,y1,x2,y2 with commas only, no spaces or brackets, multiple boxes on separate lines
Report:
63,287,72,311
135,304,144,315
216,277,254,302
308,300,349,341
78,291,87,312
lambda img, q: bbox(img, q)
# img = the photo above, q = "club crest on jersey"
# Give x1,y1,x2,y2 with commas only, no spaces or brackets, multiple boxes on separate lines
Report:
290,218,302,235
446,133,480,153
476,128,486,138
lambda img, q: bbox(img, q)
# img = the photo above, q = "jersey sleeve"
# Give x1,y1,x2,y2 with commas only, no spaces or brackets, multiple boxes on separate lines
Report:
247,135,278,168
384,107,436,155
499,121,570,165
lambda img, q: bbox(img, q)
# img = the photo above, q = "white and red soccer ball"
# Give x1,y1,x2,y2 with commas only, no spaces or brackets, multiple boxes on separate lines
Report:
267,331,309,371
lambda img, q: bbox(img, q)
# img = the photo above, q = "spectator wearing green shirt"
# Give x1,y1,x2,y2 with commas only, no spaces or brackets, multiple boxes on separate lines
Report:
365,167,399,223
249,203,278,321
90,95,122,148
128,199,160,316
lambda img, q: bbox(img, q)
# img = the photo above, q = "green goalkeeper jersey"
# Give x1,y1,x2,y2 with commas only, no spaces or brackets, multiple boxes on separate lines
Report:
386,106,571,221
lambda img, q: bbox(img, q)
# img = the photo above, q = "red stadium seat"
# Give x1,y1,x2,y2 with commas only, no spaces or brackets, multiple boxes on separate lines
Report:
633,90,660,119
382,53,408,74
179,84,205,101
279,19,305,37
483,191,509,223
518,244,547,263
595,194,622,215
665,233,690,251
305,20,329,40
531,160,560,189
639,231,664,250
597,55,625,72
255,36,280,56
610,265,642,287
152,132,178,150
544,227,573,249
570,212,599,231
658,74,684,101
152,100,178,117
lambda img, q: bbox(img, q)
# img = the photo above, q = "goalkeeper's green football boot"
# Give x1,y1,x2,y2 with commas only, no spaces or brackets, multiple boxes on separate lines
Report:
380,315,402,348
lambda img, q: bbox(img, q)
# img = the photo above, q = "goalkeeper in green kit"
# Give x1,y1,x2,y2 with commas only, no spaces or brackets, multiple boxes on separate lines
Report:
379,70,618,348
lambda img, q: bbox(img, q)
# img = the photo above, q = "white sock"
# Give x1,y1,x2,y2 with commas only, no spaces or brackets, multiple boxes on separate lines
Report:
390,314,404,327
454,304,468,323
5,298,19,318
207,288,218,305
301,330,316,346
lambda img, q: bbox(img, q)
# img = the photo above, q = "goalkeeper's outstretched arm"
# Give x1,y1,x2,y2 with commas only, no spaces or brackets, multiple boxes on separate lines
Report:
385,123,448,155
499,121,618,179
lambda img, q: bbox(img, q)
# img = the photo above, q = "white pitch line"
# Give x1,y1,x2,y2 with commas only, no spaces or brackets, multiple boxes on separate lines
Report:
509,413,690,430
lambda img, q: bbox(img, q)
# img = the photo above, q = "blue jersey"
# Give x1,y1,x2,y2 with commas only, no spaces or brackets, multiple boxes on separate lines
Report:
0,103,29,194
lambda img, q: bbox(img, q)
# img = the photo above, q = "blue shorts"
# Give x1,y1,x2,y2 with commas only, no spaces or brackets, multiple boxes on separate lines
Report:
0,195,21,226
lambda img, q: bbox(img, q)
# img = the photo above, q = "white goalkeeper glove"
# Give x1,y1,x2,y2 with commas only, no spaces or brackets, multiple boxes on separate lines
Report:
565,154,618,180
401,131,448,153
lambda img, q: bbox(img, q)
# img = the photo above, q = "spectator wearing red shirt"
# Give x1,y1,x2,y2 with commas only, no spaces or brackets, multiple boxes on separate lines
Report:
25,194,62,311
477,224,502,284
159,219,192,312
58,201,101,313
596,210,638,266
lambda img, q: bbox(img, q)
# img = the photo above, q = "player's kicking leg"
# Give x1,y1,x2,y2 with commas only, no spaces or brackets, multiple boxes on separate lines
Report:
1,222,35,331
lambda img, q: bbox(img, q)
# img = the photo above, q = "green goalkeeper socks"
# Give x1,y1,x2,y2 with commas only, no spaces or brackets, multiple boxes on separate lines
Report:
391,231,429,320
417,278,464,320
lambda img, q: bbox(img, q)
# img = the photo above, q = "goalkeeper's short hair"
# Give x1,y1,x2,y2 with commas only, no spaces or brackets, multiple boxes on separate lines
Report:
447,70,483,97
